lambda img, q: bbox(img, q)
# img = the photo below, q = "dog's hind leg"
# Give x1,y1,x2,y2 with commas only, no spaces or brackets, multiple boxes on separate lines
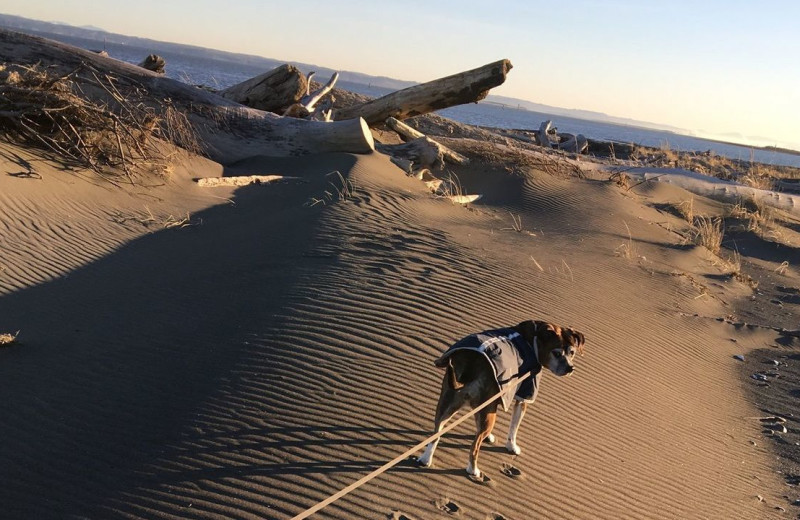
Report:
467,402,498,478
505,400,528,455
417,382,466,468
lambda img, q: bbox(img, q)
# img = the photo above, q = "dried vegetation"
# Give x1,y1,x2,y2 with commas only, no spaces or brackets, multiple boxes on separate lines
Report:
0,63,202,184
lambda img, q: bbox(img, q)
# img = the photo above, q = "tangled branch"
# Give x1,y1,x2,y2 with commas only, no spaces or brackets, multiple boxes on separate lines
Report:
0,62,203,183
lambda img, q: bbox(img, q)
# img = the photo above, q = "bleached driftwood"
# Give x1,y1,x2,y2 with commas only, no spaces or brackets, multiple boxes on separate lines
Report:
386,117,469,165
537,120,557,148
448,194,482,204
301,72,339,112
0,30,374,161
335,59,512,126
623,168,800,216
378,137,445,171
138,54,165,73
559,133,588,154
281,72,340,119
220,64,307,113
195,175,301,187
388,149,482,205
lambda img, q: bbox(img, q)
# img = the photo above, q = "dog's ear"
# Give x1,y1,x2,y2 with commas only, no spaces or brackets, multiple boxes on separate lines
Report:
515,320,538,345
564,328,586,356
535,321,559,343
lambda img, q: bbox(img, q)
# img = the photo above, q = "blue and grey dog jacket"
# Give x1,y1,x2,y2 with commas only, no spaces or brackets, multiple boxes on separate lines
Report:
436,327,542,411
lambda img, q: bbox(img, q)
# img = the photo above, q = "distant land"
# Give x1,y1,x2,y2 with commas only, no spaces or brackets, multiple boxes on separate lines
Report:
0,12,796,153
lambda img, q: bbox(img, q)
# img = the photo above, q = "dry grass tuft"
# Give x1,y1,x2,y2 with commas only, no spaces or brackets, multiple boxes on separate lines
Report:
675,198,694,223
110,207,199,229
739,161,777,190
304,170,356,207
687,216,724,255
714,249,758,289
614,221,641,260
727,198,780,240
0,63,202,184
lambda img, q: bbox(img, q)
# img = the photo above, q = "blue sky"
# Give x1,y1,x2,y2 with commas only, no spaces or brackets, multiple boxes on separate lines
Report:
4,0,799,148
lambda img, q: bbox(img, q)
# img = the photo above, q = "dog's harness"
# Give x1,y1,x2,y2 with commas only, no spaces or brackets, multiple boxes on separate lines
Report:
438,327,543,411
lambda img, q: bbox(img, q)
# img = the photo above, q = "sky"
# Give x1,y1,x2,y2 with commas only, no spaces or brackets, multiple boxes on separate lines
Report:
3,0,799,149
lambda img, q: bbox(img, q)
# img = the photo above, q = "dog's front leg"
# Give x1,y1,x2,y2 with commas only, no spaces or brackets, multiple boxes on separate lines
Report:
505,400,528,455
467,405,497,478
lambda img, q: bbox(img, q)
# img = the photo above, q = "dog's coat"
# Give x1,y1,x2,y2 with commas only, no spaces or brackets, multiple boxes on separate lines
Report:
434,327,542,411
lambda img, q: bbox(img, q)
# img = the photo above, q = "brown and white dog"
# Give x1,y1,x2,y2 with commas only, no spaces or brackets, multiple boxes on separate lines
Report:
417,320,585,479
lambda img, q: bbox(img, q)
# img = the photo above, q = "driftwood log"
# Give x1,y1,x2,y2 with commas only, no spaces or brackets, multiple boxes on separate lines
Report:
559,133,588,154
537,120,557,148
623,168,800,216
386,117,469,165
282,71,339,120
301,72,338,112
0,29,374,162
220,64,307,113
335,59,512,126
378,137,446,171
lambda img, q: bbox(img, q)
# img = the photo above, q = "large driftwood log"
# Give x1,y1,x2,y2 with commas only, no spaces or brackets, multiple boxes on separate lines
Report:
220,64,308,113
386,117,469,165
335,59,512,126
0,29,374,162
623,168,800,216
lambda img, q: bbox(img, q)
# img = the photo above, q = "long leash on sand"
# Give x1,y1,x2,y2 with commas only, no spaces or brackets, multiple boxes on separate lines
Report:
290,369,533,520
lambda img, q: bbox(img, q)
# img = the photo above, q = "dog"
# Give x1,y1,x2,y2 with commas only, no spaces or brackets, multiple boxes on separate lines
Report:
416,320,585,479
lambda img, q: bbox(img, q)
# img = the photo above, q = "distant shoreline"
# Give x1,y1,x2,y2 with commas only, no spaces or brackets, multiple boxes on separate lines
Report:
685,134,800,157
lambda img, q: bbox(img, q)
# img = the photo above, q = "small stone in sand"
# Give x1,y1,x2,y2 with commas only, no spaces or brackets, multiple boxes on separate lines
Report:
734,354,745,361
0,331,19,346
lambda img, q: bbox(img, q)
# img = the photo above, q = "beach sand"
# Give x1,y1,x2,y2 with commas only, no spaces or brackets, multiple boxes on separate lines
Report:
1,133,799,519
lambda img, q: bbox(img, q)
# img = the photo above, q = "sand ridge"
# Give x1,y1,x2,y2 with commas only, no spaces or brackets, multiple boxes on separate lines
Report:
0,144,797,519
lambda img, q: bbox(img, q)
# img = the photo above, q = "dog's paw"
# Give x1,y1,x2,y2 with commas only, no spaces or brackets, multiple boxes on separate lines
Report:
414,455,433,468
466,469,494,486
505,442,521,455
485,433,497,444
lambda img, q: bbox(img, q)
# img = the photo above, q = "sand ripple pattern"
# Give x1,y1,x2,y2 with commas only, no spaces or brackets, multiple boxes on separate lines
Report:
0,154,779,519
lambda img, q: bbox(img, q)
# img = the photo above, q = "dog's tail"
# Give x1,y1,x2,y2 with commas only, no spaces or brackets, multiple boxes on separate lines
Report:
444,358,464,390
434,354,464,390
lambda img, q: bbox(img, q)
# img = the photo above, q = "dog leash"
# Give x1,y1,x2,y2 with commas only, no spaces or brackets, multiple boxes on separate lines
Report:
289,369,534,520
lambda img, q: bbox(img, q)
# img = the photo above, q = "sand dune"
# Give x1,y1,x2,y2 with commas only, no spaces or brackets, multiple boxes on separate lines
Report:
1,141,798,519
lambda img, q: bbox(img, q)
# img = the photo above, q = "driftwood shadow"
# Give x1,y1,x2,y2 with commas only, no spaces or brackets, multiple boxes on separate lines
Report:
0,153,367,519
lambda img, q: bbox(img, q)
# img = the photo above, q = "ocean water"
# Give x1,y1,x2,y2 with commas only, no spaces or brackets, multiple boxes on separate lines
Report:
37,31,800,169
